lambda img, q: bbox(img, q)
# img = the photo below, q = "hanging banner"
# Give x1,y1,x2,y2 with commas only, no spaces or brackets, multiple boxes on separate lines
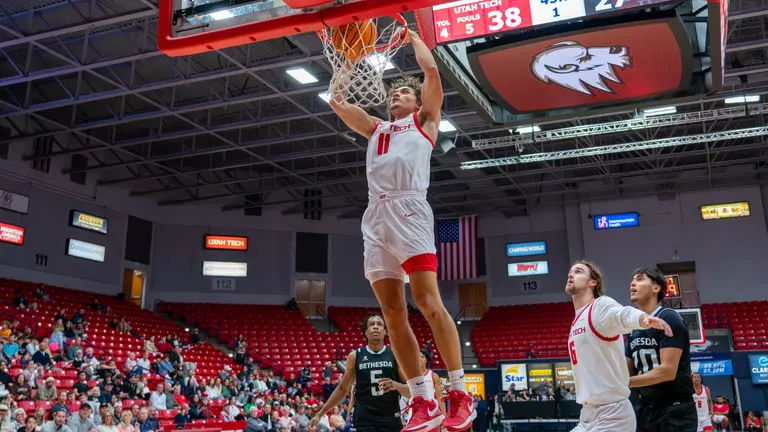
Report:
465,373,486,398
0,222,25,245
500,363,528,390
70,210,109,234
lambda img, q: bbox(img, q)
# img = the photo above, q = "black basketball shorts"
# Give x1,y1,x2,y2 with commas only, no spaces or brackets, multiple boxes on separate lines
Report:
637,400,698,432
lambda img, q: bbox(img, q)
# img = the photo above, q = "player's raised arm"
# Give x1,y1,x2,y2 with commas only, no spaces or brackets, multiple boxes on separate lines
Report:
592,296,673,338
328,61,381,139
629,311,686,388
408,30,442,127
310,351,357,429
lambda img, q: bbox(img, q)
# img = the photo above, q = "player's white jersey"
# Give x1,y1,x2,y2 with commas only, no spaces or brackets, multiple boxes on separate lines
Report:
367,113,434,200
694,386,710,421
568,298,631,406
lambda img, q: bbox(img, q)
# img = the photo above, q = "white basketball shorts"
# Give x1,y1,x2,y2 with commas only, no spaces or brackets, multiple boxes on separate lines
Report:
361,191,437,283
571,399,636,432
697,417,714,431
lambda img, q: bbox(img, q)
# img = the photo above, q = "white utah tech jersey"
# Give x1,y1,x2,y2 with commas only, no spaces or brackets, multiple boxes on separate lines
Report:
694,386,710,421
568,297,631,406
367,113,434,199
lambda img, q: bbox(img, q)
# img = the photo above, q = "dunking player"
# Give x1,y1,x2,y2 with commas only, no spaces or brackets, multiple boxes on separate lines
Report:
626,267,697,431
328,27,474,432
565,261,673,432
309,314,405,432
692,372,714,432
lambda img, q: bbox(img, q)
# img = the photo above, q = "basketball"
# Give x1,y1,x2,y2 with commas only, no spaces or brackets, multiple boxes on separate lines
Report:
332,20,377,62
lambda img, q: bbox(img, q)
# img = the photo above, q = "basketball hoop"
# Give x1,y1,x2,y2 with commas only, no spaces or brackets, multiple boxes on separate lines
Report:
317,15,408,108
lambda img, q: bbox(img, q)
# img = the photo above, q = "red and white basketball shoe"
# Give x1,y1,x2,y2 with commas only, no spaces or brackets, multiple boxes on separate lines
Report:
403,396,444,432
442,390,476,432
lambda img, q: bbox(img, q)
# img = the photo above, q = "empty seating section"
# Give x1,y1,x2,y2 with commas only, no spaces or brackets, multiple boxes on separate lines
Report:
701,301,768,350
0,278,233,378
472,303,572,366
165,303,443,376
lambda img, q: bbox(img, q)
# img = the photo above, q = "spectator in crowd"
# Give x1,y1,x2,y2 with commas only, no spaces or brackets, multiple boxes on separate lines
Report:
36,378,57,402
712,396,730,430
97,413,116,432
8,375,31,401
21,362,43,389
565,387,577,400
245,407,267,432
67,404,97,432
0,405,11,432
155,339,171,355
173,405,191,429
52,392,70,416
142,339,156,356
19,414,38,432
114,320,130,335
123,354,137,376
135,354,149,374
0,324,11,343
148,387,165,412
745,411,762,432
286,298,299,311
162,383,176,411
292,404,310,432
189,330,201,346
31,341,53,370
70,310,87,328
41,408,71,432
2,336,20,362
115,412,136,432
67,339,84,362
131,408,152,432
10,409,25,431
33,408,46,426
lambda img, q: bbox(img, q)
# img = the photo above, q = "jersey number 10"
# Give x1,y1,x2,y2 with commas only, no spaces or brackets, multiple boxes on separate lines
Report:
632,348,660,374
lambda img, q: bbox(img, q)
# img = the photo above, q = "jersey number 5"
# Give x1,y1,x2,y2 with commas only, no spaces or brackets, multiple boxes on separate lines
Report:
370,370,384,396
376,133,391,156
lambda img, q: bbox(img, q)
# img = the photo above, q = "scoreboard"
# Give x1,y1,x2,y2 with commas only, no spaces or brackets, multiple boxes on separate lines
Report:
432,0,673,43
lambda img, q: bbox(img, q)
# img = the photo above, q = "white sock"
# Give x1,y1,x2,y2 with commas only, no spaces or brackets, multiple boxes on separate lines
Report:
407,376,432,400
448,369,467,393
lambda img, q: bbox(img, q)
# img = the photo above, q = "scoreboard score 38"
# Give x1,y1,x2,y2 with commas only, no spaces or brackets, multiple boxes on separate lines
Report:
433,0,674,43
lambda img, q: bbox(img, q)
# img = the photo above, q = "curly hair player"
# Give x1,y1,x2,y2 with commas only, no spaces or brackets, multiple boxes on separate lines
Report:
565,261,673,432
310,314,407,432
327,27,474,432
626,266,697,431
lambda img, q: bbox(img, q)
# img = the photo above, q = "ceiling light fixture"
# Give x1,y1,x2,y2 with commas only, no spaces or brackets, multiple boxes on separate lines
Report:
286,68,318,84
438,120,457,132
724,95,759,104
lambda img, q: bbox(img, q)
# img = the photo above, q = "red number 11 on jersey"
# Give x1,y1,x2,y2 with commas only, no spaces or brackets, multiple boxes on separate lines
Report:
377,132,391,155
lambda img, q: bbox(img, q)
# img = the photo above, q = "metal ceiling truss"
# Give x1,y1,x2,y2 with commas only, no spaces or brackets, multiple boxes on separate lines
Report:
0,0,767,216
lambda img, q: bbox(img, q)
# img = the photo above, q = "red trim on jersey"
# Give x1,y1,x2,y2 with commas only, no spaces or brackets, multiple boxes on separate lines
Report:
588,301,620,342
702,427,713,431
571,300,594,326
402,253,437,274
374,121,382,131
695,385,706,396
412,112,435,148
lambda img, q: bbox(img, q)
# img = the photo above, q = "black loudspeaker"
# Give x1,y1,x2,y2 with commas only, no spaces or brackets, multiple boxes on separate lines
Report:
244,194,262,216
70,154,88,185
436,138,456,155
0,126,9,160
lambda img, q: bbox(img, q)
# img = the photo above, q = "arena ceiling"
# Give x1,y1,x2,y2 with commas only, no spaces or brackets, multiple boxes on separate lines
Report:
1,0,768,219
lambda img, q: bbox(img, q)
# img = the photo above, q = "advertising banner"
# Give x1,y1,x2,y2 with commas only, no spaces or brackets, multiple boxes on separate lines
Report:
465,373,486,398
507,261,548,276
204,235,248,251
67,239,106,262
690,353,733,376
700,202,750,220
748,354,768,384
500,363,528,391
202,261,248,277
527,363,554,388
0,189,29,214
0,222,24,245
506,241,547,257
554,362,574,387
70,210,109,234
594,212,639,230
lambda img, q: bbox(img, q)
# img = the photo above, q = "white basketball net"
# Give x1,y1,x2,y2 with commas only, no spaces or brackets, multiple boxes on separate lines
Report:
318,17,407,108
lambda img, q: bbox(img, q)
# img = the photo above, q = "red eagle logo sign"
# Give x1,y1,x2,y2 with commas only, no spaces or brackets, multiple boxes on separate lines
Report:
469,19,692,113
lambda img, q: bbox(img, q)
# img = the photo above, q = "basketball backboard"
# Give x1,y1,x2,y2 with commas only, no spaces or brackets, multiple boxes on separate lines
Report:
678,308,705,345
158,0,450,56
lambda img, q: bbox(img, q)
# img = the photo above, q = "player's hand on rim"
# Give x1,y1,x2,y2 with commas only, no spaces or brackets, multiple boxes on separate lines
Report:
641,315,673,336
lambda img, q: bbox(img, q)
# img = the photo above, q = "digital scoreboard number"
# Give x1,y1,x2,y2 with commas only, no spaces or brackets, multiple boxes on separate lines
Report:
664,274,681,299
433,0,671,43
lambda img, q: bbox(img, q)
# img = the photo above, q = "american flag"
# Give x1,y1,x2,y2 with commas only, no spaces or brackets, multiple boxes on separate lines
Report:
437,215,478,280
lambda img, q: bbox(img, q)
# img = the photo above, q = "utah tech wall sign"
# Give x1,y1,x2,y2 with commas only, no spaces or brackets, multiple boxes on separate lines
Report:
468,17,692,113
